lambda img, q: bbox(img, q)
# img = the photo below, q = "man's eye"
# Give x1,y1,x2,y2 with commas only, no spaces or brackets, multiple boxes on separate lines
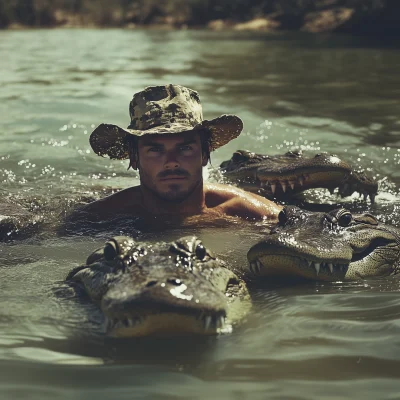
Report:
180,145,193,151
148,147,162,153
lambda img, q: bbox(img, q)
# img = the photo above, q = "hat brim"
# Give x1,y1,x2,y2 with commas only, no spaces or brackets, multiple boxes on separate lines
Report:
89,115,243,160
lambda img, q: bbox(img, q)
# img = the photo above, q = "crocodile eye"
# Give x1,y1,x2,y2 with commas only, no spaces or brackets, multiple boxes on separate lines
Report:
195,242,207,260
286,150,301,158
86,247,104,265
232,151,244,162
337,211,352,227
167,278,182,286
104,241,118,260
278,209,288,225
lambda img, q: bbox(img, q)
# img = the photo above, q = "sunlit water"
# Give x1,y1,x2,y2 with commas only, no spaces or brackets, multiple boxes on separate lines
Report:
0,29,400,399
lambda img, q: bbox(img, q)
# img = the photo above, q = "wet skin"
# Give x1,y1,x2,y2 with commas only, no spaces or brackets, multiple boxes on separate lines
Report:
135,131,208,204
66,236,251,337
75,132,282,223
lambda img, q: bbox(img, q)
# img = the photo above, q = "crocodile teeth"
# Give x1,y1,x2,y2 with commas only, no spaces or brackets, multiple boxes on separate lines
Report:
306,260,348,275
249,262,256,274
289,181,295,190
249,260,263,275
127,318,139,327
204,316,212,330
298,176,304,186
281,182,287,192
216,316,225,329
114,320,125,329
122,319,130,328
104,317,112,331
314,263,320,275
270,183,276,194
256,260,263,273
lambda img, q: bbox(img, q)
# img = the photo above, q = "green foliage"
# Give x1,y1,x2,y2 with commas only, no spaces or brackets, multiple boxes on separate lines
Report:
14,0,35,25
0,0,12,27
0,0,394,28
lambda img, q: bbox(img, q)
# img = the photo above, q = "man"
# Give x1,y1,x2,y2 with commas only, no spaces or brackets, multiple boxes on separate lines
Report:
80,84,281,223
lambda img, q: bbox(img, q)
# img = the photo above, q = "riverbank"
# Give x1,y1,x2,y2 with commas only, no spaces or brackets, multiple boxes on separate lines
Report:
1,0,400,37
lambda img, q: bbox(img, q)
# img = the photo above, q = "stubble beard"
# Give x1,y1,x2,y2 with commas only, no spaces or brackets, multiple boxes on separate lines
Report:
139,167,203,203
141,179,202,203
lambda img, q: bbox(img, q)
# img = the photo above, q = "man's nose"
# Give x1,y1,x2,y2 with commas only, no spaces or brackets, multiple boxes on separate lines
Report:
164,150,180,169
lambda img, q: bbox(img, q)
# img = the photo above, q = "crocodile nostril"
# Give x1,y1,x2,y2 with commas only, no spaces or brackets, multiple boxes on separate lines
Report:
146,280,158,287
167,278,182,286
270,226,280,234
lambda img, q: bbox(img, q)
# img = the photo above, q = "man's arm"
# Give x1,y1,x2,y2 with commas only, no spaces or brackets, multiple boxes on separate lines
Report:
219,191,282,221
205,183,282,221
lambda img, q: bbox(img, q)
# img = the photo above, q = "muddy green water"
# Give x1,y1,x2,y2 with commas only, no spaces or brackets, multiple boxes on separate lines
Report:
1,29,400,399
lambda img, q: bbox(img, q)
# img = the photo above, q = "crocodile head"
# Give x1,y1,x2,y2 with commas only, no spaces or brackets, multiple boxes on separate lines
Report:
247,206,400,281
220,150,378,203
66,236,250,337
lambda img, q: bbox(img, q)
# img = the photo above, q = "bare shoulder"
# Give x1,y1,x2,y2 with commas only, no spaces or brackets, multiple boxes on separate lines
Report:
79,186,142,217
204,183,282,221
204,182,254,202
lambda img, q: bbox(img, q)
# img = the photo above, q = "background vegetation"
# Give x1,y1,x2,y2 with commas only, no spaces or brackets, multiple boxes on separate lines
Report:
0,0,398,35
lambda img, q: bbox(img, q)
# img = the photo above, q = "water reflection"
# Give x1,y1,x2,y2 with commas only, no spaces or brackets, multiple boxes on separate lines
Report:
0,28,400,399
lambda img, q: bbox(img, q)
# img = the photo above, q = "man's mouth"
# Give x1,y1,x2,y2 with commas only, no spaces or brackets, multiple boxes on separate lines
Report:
159,176,187,181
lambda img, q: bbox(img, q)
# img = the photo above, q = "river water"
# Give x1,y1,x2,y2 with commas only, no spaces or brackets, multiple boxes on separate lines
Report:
1,29,400,399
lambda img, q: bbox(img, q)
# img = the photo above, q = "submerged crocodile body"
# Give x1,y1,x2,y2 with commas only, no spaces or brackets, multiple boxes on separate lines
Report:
247,206,400,281
0,191,107,242
220,150,378,203
66,236,250,337
0,199,44,241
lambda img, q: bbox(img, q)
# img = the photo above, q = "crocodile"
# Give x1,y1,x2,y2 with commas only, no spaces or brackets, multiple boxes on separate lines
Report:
0,199,44,241
66,236,251,337
0,191,110,242
247,206,400,281
220,150,378,203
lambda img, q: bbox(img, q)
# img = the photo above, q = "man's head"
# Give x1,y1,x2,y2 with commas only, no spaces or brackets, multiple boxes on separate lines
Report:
89,85,243,190
127,130,211,202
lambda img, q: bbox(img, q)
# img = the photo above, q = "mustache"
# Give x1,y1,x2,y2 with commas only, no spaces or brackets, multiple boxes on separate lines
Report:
157,169,190,178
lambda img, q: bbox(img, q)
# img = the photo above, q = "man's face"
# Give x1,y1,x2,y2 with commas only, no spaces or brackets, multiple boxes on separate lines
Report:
136,131,208,202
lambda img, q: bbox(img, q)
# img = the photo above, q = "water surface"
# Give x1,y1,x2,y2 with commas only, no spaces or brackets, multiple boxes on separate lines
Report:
1,29,400,399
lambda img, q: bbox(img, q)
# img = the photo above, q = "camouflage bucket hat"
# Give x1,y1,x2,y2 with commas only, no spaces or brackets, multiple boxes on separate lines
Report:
89,84,243,160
